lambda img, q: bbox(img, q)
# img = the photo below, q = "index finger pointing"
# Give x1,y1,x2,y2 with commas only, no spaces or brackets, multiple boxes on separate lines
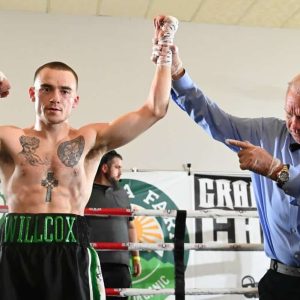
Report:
225,139,251,149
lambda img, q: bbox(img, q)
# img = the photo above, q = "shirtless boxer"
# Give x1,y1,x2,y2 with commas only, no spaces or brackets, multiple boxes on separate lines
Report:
0,16,177,300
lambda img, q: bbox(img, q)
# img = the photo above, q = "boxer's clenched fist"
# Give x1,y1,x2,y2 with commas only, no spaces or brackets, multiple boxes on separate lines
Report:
0,72,11,98
151,15,179,67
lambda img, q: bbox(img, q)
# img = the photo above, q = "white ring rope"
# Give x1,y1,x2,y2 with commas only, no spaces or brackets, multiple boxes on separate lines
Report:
0,204,261,296
85,207,258,218
92,242,263,251
0,205,258,218
106,287,258,296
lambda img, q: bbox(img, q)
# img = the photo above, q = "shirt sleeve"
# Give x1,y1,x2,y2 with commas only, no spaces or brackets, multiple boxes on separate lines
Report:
171,72,266,152
172,73,300,203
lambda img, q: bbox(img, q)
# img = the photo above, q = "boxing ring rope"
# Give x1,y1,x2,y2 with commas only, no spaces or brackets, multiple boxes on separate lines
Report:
0,204,260,298
106,287,258,297
0,205,258,218
85,207,259,218
94,207,259,298
92,242,263,251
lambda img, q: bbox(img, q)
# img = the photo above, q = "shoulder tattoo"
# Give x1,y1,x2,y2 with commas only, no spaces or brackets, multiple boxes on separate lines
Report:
57,135,85,167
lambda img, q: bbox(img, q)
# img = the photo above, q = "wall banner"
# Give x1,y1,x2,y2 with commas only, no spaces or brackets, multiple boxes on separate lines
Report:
194,174,263,245
122,171,268,300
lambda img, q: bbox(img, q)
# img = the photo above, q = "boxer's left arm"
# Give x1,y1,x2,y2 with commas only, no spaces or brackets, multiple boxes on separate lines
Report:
89,62,171,154
89,18,176,153
0,71,11,98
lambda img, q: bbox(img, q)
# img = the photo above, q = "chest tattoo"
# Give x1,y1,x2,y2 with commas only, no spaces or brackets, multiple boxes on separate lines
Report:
41,171,58,202
19,136,48,166
57,136,85,167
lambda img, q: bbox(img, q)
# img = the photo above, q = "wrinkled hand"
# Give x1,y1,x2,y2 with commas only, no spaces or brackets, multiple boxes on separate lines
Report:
226,139,282,178
0,72,11,98
153,15,165,44
169,44,184,79
132,259,142,277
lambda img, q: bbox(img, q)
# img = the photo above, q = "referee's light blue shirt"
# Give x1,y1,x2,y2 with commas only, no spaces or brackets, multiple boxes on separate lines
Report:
171,72,300,267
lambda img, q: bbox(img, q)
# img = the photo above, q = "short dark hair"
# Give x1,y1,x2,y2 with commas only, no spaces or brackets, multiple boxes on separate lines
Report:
34,61,78,88
96,150,123,175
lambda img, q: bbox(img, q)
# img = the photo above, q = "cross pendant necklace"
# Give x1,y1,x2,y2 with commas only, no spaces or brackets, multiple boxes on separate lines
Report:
41,171,58,202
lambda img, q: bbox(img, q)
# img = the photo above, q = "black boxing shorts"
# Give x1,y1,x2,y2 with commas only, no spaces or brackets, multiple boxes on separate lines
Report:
0,213,106,300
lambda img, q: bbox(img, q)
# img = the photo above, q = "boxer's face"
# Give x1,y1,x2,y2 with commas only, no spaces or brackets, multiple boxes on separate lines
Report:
29,68,79,125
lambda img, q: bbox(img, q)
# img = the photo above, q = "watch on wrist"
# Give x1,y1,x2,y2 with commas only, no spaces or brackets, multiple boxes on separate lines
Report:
276,164,289,188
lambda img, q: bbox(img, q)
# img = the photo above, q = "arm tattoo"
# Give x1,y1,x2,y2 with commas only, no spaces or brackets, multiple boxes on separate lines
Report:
57,136,85,167
19,135,48,166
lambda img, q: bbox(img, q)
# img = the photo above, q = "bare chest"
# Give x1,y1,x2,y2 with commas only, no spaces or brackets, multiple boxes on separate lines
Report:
0,134,87,182
18,135,85,167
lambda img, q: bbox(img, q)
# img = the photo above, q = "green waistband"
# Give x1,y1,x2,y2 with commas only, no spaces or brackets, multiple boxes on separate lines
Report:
1,214,87,244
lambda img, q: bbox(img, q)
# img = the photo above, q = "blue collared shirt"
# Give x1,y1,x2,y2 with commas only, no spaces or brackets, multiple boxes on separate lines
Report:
171,72,300,266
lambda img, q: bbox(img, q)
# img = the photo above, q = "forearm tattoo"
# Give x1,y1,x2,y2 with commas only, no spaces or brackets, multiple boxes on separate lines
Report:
19,135,48,165
57,136,85,167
